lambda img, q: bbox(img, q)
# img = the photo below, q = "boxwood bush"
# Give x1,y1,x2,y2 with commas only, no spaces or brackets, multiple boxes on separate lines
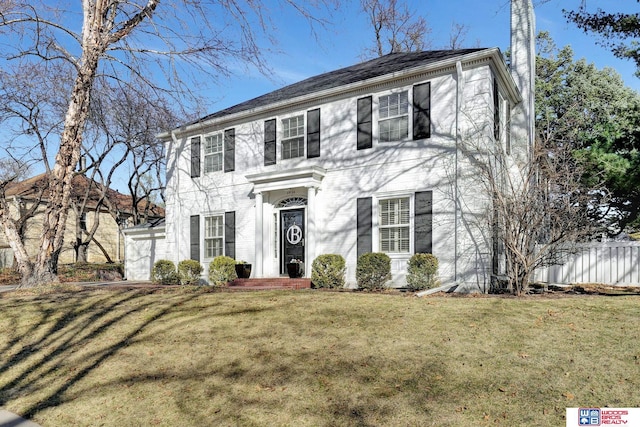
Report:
178,259,203,286
151,259,180,285
356,252,391,290
406,253,439,291
208,255,237,287
311,254,346,289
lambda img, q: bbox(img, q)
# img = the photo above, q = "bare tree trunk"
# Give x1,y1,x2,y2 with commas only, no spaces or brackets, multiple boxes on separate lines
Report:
21,0,160,286
30,53,101,286
91,236,113,263
76,240,89,263
0,200,34,281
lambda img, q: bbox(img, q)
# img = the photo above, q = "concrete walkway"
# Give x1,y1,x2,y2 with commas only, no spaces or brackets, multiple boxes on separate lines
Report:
0,409,41,427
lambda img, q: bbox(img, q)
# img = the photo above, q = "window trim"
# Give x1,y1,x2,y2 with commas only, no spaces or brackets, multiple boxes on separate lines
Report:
372,193,414,256
203,213,225,260
378,90,410,143
374,89,412,143
203,132,224,174
280,113,306,160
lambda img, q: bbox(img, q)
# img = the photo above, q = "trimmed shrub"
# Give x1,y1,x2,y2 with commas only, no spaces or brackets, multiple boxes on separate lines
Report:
356,252,391,290
178,259,203,286
311,254,346,289
208,255,237,287
406,253,439,291
151,259,180,285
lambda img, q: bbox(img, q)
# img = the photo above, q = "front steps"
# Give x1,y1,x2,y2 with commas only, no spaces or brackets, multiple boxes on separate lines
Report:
228,278,312,291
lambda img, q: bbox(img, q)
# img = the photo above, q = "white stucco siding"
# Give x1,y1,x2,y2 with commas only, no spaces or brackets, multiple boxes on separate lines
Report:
162,55,519,290
315,161,459,287
453,65,496,291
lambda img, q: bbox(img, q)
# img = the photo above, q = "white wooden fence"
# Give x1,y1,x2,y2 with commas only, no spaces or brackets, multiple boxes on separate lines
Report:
534,242,640,286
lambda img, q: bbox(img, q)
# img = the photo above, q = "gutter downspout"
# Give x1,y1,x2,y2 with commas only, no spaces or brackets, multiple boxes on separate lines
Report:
170,130,180,266
455,60,464,284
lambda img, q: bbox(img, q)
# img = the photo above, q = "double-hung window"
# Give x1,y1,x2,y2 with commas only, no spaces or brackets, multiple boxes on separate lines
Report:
204,134,223,173
379,91,409,142
379,197,410,253
281,115,304,159
204,215,224,258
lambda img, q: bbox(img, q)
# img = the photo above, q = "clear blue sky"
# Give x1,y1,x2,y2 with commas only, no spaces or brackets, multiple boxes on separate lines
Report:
206,0,639,114
1,0,637,194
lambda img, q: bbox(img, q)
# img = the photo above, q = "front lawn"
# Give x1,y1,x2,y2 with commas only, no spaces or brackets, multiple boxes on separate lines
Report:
0,288,638,426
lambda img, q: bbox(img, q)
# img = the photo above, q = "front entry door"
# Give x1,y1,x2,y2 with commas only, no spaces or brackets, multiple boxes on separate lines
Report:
281,208,305,274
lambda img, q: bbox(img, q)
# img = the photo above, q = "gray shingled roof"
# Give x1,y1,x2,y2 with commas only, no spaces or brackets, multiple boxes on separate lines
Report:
190,49,487,125
124,217,165,231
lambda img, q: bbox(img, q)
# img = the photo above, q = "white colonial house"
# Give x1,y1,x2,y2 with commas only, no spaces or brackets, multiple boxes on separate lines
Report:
150,0,535,291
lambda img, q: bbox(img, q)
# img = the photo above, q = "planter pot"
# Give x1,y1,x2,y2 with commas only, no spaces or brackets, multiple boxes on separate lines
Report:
287,263,303,278
235,264,252,279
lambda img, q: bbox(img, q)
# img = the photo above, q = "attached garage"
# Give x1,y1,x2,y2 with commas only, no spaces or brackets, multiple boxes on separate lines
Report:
123,219,166,281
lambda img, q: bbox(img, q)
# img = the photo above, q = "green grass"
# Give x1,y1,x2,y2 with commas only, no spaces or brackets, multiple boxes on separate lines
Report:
0,288,639,426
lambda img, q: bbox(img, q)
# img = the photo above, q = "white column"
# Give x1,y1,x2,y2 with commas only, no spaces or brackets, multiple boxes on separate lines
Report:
306,186,317,277
255,191,263,277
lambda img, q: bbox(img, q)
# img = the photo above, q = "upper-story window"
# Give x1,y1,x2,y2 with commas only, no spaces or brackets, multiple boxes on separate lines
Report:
379,91,409,142
358,83,429,149
204,134,223,173
281,115,305,159
379,197,410,253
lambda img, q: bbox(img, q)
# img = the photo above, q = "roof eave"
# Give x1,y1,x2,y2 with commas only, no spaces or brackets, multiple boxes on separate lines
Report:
488,49,523,104
165,48,522,139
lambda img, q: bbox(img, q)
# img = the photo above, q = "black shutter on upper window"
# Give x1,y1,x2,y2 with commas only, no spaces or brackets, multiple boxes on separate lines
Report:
414,191,433,254
224,128,235,172
190,136,201,178
307,108,320,158
505,103,511,155
224,211,235,259
413,82,431,140
493,78,500,141
357,96,373,150
357,197,373,258
190,215,200,261
264,119,276,166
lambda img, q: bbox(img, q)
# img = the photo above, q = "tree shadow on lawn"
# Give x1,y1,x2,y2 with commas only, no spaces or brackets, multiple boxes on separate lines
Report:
0,290,541,426
0,288,276,420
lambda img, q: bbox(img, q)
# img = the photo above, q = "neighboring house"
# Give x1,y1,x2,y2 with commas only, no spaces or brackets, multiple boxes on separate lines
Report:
0,173,164,266
158,0,535,291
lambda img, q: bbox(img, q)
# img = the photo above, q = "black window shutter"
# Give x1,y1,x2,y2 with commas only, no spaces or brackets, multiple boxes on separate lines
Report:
357,96,373,150
190,215,200,261
264,119,276,166
505,103,511,155
307,108,321,158
190,136,201,178
493,78,500,141
225,211,236,259
224,128,235,172
413,83,431,140
357,197,373,258
414,191,433,254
